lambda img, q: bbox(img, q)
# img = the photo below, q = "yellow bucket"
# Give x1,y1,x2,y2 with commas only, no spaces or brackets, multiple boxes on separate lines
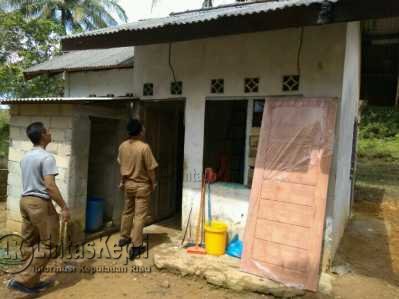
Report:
205,221,228,256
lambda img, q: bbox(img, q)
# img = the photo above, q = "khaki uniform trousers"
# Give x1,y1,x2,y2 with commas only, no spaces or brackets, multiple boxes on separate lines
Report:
16,196,59,288
120,183,151,247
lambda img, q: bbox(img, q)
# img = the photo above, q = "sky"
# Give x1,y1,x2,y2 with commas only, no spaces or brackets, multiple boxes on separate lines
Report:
119,0,154,21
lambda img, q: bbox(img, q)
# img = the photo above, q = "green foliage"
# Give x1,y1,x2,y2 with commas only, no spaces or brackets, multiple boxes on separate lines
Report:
2,0,127,33
0,11,64,98
359,106,399,139
0,110,10,158
357,106,399,161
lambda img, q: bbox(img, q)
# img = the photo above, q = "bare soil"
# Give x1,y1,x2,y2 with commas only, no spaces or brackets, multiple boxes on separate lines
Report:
0,183,398,298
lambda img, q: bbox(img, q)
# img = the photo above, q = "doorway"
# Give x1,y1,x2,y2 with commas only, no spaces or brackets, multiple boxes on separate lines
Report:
140,101,185,227
86,117,121,229
203,100,248,184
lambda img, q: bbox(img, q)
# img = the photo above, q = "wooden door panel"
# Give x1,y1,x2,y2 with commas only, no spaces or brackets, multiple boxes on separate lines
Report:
241,97,337,291
258,200,313,228
254,219,310,250
261,182,315,206
252,239,309,273
141,102,181,223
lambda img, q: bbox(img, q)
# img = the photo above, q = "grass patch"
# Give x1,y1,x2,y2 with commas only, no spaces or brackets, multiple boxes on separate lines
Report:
355,106,399,201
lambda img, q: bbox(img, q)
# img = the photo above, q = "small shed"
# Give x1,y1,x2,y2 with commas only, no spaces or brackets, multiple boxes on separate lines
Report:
1,47,136,243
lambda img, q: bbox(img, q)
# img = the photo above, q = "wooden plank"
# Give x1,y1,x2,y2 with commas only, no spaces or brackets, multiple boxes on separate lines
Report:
255,219,310,250
261,181,315,207
258,198,314,228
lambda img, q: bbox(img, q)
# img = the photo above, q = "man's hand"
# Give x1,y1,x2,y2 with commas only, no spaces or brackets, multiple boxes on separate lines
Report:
151,182,157,192
62,207,71,223
118,181,125,191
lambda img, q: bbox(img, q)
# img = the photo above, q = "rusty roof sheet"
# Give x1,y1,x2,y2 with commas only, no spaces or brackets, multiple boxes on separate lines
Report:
62,0,339,40
24,47,134,79
0,96,136,105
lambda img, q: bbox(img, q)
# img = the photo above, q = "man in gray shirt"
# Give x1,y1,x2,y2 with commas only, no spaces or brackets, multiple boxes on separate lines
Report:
7,122,70,294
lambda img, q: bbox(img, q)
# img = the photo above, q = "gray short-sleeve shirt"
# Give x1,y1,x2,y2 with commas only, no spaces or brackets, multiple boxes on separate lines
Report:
20,147,58,199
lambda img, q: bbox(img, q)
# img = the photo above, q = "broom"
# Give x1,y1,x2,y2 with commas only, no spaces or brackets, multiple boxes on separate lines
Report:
186,174,206,254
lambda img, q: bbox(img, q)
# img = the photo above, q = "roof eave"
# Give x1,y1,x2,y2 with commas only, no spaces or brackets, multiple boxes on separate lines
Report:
61,0,399,51
23,63,134,80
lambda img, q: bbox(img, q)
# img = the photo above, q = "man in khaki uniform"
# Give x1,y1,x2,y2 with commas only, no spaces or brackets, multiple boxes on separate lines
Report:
7,122,70,295
117,118,158,260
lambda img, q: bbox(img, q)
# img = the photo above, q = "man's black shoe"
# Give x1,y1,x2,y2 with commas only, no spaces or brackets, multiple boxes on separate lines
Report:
7,279,38,294
32,280,54,292
118,238,131,247
129,245,146,260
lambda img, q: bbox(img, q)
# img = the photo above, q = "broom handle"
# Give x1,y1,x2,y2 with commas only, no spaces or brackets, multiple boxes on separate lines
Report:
195,175,205,246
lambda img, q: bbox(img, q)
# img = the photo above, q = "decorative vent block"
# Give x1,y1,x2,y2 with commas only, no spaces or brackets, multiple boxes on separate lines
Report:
211,79,224,94
143,83,154,96
282,75,300,92
244,78,259,93
171,81,183,95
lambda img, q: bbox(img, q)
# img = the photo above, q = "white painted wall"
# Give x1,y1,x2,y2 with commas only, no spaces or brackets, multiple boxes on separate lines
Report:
331,22,361,257
133,24,348,238
66,68,134,97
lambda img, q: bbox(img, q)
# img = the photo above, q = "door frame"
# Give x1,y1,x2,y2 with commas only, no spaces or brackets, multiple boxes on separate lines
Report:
139,99,186,225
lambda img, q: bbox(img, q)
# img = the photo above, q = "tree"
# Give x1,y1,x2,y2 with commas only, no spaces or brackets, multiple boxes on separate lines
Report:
1,0,128,33
0,11,64,98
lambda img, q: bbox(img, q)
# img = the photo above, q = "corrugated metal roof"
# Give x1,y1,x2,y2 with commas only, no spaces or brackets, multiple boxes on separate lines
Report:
62,0,339,40
0,96,137,104
24,47,134,79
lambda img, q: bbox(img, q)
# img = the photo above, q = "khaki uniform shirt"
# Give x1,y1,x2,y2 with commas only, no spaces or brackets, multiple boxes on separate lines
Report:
117,139,158,187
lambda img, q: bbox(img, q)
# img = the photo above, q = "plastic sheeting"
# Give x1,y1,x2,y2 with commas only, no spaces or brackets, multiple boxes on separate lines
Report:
241,97,337,291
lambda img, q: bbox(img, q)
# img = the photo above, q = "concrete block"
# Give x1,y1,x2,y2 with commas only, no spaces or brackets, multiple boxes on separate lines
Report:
7,172,21,187
7,161,20,175
153,245,305,298
7,183,22,200
51,129,65,142
58,143,71,156
6,196,21,213
9,126,23,139
19,104,41,116
50,116,72,129
8,148,24,162
54,154,70,168
65,129,73,142
9,116,32,127
30,116,50,128
46,142,58,154
12,140,32,152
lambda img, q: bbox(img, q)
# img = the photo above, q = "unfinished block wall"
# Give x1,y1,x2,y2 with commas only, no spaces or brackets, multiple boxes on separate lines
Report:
6,104,73,232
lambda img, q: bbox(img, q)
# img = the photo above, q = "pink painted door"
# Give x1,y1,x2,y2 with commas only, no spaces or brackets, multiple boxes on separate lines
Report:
241,97,337,291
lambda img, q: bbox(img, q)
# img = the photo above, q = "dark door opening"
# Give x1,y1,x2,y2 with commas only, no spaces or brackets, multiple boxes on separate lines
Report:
86,117,121,231
203,100,248,184
140,101,185,227
361,43,398,106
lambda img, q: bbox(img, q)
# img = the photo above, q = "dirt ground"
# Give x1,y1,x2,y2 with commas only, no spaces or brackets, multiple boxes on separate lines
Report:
0,185,398,299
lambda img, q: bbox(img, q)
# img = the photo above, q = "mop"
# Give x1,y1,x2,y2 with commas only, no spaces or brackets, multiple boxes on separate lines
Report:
186,174,206,254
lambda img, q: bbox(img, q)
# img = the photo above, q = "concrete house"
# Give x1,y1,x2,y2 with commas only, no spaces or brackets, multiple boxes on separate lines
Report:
2,0,399,290
2,47,135,242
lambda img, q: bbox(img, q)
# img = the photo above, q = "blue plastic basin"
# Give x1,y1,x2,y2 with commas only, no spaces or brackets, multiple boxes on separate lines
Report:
86,196,104,232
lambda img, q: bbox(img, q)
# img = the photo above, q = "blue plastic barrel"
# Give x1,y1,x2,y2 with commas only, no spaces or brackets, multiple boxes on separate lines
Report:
85,196,104,232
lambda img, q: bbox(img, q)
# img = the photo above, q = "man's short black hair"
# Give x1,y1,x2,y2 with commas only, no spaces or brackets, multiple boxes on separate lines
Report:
26,122,45,145
127,118,143,137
